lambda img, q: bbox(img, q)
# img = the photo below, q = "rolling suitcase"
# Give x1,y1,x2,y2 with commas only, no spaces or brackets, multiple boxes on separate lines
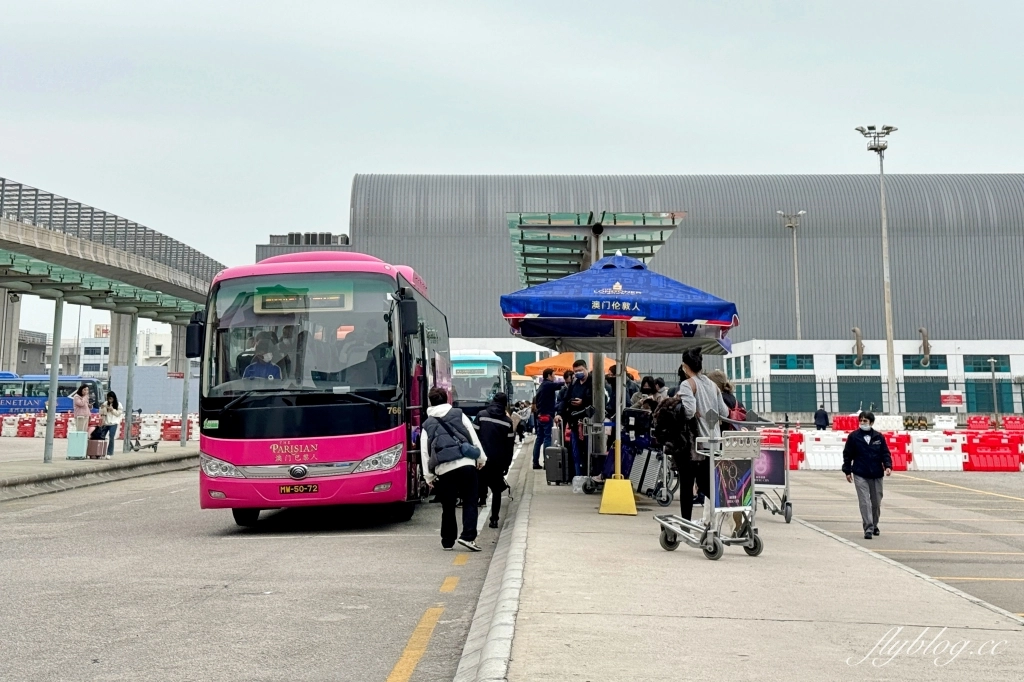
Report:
630,448,659,496
66,431,88,460
87,439,108,459
544,445,571,485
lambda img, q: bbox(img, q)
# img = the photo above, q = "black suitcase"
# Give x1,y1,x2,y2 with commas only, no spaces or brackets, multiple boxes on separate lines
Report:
544,445,571,485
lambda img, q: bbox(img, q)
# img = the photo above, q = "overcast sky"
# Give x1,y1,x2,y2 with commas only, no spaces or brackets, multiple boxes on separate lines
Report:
3,0,1021,335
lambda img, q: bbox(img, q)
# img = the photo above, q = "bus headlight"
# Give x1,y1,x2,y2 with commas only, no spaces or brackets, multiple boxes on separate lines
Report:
200,453,244,478
352,444,403,474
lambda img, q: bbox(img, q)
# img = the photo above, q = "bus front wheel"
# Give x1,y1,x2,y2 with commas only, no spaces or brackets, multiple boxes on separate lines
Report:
391,502,416,522
232,508,260,527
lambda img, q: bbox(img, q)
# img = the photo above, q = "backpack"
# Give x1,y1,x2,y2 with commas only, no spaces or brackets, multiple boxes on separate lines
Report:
652,396,700,461
425,409,478,473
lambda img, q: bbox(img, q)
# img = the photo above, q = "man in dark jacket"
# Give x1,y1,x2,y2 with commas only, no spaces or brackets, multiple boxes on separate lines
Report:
842,411,893,540
814,405,829,430
532,368,558,469
475,393,515,528
560,360,593,477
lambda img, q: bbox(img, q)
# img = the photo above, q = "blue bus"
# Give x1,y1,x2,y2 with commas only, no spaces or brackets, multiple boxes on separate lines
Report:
0,372,104,415
450,351,512,419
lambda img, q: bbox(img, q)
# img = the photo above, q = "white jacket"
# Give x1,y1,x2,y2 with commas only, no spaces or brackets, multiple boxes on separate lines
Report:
100,404,124,427
420,403,487,485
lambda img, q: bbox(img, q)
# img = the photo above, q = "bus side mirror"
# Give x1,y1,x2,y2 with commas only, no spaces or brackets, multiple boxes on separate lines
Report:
400,299,419,336
185,311,205,359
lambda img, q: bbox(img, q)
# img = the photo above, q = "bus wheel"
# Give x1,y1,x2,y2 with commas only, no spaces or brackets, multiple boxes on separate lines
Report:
391,503,416,522
232,508,260,527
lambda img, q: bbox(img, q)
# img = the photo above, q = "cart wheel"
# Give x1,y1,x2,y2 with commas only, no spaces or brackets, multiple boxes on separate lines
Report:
659,529,680,551
702,537,724,561
784,502,793,524
655,486,673,508
743,533,764,557
582,479,597,495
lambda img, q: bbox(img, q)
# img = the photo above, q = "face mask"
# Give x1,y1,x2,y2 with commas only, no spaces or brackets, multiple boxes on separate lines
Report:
859,424,871,431
262,353,273,362
574,371,586,381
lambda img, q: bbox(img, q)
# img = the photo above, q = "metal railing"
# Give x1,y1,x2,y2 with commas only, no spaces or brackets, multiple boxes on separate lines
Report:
0,177,225,284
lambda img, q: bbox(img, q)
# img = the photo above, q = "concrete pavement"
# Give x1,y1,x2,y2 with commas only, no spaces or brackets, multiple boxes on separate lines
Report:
506,468,1024,681
0,438,199,501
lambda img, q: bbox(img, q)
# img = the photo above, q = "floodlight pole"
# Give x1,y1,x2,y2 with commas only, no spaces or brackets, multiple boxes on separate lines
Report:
857,125,899,415
988,357,1000,426
777,211,806,340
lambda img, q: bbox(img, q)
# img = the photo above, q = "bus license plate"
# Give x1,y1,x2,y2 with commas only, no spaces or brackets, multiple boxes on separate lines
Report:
279,484,319,495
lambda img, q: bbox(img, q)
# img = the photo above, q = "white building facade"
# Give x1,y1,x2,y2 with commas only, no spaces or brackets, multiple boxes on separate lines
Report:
727,339,1024,417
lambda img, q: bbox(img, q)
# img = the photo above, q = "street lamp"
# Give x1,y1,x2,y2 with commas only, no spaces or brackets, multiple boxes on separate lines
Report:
856,124,899,415
776,210,807,340
988,357,1000,426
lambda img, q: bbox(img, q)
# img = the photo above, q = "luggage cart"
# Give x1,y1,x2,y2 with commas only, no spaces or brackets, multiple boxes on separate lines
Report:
654,430,763,560
127,409,159,453
580,417,605,495
756,426,793,524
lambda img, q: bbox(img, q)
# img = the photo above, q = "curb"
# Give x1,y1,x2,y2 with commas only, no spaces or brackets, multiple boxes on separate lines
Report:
455,445,534,682
798,519,1024,628
0,453,199,502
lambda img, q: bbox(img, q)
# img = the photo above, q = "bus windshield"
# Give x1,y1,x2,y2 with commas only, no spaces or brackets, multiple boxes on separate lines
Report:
451,370,502,402
204,272,399,398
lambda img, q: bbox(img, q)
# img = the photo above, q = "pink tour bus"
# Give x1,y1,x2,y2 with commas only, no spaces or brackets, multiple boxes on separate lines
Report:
185,252,451,527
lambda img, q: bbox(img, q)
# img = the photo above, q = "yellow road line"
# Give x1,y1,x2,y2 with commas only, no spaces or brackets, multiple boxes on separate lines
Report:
892,474,1024,502
875,549,1024,556
453,554,468,566
386,606,444,682
934,577,1024,582
440,576,460,593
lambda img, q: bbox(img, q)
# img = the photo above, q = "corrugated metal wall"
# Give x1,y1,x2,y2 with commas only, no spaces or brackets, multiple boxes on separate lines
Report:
349,174,1024,345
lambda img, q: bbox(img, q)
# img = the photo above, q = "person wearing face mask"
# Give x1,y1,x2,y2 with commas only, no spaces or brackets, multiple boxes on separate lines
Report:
675,348,730,522
842,411,893,540
630,376,660,407
559,360,593,478
243,339,282,380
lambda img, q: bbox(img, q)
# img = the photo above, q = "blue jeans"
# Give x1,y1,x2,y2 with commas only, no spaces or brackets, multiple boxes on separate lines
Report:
532,418,553,466
569,424,587,477
106,424,118,456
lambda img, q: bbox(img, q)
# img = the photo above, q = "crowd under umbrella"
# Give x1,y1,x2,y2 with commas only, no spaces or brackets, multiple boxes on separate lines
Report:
499,253,740,515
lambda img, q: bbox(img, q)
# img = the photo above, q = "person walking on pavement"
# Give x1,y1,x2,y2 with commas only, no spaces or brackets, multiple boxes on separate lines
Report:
72,384,92,434
559,360,593,477
842,411,893,540
532,368,558,469
676,348,730,522
815,405,829,431
420,387,488,551
475,393,515,528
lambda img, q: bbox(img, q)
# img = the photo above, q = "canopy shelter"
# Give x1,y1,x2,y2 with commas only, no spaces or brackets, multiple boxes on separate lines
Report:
507,211,684,287
500,254,739,515
523,352,639,381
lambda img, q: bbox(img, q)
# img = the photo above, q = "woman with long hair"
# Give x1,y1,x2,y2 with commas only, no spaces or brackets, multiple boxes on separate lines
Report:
99,391,123,459
72,384,92,434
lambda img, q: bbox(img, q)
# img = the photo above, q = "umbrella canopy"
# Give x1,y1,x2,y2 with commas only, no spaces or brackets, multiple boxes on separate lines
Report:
500,254,739,355
523,352,639,380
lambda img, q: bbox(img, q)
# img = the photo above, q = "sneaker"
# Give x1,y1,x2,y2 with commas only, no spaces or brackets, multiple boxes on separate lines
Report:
457,538,482,552
873,527,880,536
442,545,454,551
863,532,872,540
104,455,112,459
488,519,499,529
532,464,543,470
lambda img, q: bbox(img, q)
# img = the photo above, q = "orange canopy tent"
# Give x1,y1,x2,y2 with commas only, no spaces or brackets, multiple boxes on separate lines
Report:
524,352,639,381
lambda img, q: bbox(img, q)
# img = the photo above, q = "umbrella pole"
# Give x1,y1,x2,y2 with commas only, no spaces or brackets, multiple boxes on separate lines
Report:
600,320,637,515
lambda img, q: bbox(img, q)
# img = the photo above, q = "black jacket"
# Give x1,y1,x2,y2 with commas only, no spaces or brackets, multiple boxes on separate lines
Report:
534,379,558,417
475,402,514,475
842,428,893,479
814,409,829,428
560,375,593,424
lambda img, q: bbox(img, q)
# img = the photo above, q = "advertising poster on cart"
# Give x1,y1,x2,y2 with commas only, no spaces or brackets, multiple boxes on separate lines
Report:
714,459,753,508
754,447,786,488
